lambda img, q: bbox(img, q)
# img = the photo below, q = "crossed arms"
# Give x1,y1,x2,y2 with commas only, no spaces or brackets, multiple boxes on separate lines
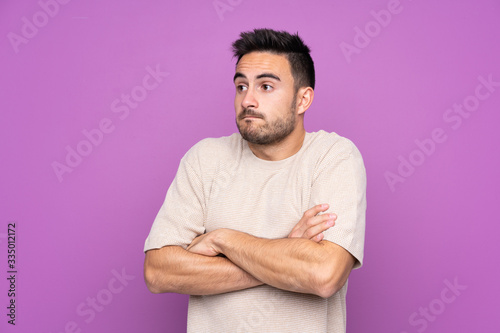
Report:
144,204,356,298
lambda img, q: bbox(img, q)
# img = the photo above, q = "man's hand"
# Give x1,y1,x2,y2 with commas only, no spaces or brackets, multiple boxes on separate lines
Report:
288,204,336,242
187,231,221,257
188,204,336,257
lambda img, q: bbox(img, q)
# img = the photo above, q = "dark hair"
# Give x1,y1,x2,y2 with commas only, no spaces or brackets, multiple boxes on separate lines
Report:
232,28,315,90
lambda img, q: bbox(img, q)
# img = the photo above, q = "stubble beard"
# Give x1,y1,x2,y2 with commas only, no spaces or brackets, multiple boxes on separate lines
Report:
236,96,297,146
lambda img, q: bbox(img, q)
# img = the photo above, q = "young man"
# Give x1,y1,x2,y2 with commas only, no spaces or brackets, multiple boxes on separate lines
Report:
144,29,366,332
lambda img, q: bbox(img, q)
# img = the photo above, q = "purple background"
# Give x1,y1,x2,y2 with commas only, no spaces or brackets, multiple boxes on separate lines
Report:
1,0,499,332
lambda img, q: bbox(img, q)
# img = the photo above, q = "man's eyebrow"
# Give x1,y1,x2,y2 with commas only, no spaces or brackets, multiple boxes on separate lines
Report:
233,72,281,82
233,72,246,82
256,73,281,81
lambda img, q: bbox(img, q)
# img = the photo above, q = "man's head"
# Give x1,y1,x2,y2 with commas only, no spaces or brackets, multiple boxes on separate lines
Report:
232,28,315,92
231,29,315,146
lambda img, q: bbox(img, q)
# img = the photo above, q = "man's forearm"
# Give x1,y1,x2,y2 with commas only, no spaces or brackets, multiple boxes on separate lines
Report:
144,245,262,295
211,229,353,298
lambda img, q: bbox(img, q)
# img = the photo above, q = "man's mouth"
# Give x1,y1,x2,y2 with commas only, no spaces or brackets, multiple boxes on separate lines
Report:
239,109,264,121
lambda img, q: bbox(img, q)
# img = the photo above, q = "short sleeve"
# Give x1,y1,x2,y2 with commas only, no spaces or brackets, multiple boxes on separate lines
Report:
143,151,206,252
309,139,367,268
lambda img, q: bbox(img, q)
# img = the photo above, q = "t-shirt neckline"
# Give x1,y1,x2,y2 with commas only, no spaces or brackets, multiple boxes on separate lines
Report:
241,132,311,170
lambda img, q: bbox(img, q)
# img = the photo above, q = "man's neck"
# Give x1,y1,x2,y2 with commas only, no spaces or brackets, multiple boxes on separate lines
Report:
246,127,306,161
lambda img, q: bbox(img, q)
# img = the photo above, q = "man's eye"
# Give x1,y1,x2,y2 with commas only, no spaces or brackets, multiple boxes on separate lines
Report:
262,84,273,91
237,85,247,92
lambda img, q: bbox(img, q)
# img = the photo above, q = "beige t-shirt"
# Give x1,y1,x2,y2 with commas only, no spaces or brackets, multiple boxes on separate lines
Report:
144,130,367,333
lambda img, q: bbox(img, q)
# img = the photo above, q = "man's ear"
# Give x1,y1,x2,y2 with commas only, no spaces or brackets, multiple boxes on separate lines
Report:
296,87,314,115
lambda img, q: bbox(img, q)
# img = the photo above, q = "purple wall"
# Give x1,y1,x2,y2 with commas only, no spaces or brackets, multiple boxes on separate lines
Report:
1,0,499,332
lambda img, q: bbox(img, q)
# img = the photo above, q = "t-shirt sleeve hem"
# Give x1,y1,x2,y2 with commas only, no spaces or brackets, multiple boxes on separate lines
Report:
143,236,188,253
323,236,364,269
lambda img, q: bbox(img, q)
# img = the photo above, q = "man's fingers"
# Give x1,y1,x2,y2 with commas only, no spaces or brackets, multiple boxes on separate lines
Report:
303,218,336,240
303,203,329,218
288,204,335,239
289,213,336,239
305,213,336,228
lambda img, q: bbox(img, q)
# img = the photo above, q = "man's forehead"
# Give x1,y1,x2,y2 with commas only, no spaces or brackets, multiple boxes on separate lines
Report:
235,52,291,78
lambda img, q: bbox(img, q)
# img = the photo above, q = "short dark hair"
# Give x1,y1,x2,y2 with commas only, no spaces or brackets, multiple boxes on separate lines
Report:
232,28,315,90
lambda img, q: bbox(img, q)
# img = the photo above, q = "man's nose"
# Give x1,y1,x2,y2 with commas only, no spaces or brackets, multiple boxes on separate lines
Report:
242,89,258,109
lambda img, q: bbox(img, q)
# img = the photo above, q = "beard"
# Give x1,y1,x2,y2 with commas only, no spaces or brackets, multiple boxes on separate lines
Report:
236,96,297,145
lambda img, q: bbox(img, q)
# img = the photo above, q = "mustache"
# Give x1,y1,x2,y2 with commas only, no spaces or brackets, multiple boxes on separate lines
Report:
238,108,264,120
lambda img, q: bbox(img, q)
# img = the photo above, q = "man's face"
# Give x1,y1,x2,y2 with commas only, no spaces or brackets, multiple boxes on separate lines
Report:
234,52,298,145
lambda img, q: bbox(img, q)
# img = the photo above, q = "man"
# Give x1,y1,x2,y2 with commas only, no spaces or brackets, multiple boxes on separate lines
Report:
144,28,366,332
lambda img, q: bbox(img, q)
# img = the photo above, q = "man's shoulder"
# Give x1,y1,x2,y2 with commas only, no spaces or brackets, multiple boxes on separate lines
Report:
194,132,242,149
306,130,362,159
182,133,243,165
